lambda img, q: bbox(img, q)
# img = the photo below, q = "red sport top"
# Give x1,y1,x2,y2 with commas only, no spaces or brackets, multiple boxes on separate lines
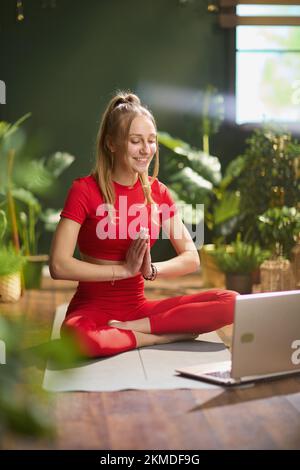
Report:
60,174,178,261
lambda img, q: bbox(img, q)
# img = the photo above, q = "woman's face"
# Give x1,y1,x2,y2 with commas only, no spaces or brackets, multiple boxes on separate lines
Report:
114,115,157,175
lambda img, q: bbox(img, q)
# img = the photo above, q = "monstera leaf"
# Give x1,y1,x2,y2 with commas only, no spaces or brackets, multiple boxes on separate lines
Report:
158,131,221,186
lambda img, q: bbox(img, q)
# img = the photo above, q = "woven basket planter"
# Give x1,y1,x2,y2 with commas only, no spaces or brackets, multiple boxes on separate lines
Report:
291,241,300,289
260,258,295,292
199,244,226,288
0,271,22,303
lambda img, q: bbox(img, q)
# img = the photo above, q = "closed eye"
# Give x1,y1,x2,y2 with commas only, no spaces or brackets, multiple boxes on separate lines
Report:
131,140,156,144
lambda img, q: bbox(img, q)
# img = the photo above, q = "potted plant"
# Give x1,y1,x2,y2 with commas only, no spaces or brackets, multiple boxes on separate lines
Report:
211,234,270,294
258,206,300,260
0,210,26,302
258,206,300,291
228,126,300,246
0,116,75,289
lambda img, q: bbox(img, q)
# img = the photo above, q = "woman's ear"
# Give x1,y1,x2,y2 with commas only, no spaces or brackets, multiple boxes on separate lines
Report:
106,136,116,153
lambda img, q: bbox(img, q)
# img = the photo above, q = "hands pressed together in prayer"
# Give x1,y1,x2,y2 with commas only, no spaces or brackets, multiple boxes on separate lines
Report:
124,227,152,279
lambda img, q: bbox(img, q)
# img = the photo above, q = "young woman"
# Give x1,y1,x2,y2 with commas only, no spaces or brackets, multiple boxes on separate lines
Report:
49,91,237,358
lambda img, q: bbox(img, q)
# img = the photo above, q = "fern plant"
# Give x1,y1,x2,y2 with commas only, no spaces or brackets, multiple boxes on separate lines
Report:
0,210,26,277
0,245,26,277
211,234,270,274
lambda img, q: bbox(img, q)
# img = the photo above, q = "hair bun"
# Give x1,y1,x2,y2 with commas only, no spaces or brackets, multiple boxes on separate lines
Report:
113,92,141,109
124,93,140,105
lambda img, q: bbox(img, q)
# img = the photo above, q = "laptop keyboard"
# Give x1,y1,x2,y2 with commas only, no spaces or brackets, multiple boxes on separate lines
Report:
204,370,232,379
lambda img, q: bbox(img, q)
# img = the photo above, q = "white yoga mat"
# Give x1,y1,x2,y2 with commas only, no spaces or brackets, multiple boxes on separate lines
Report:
43,303,231,392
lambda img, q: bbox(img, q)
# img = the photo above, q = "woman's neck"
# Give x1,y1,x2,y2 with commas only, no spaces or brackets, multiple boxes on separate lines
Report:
112,171,139,187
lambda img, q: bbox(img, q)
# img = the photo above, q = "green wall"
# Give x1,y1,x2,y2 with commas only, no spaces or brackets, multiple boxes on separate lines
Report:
0,0,246,257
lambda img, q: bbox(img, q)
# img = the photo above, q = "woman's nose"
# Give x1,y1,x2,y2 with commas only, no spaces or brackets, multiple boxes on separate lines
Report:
140,142,151,154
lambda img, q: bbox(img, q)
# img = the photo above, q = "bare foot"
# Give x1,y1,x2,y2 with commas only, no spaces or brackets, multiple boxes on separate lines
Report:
155,332,199,344
107,320,199,344
107,318,151,333
132,331,199,349
107,320,129,329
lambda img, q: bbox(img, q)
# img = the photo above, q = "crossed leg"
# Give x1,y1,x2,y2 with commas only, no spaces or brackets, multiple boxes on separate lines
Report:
108,289,238,336
61,289,238,358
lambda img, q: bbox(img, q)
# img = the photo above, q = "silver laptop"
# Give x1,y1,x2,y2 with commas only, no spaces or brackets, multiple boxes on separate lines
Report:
175,290,300,386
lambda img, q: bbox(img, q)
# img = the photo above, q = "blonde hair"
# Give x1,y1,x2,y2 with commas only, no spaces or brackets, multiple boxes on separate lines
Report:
92,90,159,212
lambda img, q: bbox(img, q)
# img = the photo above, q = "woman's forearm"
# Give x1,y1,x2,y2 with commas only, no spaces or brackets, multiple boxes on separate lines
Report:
50,256,129,282
154,251,200,279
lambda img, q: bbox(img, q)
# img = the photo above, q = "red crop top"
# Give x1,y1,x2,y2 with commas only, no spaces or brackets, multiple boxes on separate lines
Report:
60,174,178,261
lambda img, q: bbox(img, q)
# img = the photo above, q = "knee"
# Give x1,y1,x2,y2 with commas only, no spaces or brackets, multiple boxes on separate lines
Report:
215,289,239,325
61,319,136,358
221,289,239,302
61,316,105,357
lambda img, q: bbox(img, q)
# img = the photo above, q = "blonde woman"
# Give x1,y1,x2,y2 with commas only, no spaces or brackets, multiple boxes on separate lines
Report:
49,91,237,357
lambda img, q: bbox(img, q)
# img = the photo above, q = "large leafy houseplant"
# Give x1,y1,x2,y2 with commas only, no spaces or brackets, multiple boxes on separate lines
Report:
157,85,240,240
229,126,300,246
0,116,75,289
258,206,300,260
157,85,240,287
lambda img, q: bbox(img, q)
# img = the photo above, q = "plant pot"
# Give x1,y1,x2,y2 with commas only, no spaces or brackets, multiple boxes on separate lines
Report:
225,273,253,294
199,244,225,288
22,255,49,290
0,271,22,302
251,267,261,285
260,258,295,292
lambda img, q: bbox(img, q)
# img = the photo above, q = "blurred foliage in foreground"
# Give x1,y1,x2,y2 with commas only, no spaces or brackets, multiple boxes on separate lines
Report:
0,313,83,446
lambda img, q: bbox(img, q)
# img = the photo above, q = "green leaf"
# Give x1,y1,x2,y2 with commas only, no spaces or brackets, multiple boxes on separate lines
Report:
45,152,75,177
211,237,270,274
171,167,213,191
213,191,240,226
158,131,221,185
0,113,31,141
0,209,7,242
39,208,61,231
13,159,53,194
220,155,246,190
0,245,26,276
11,188,41,212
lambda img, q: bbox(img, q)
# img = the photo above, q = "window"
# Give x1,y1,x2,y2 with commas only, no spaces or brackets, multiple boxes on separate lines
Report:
218,2,300,125
236,22,300,124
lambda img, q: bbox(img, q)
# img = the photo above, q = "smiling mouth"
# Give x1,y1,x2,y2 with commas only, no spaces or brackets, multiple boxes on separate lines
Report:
134,158,149,163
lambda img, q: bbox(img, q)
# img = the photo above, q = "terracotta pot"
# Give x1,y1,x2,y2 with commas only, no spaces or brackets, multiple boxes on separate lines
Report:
225,273,253,294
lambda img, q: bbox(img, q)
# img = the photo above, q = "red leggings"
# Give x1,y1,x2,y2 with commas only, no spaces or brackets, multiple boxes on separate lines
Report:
61,277,238,358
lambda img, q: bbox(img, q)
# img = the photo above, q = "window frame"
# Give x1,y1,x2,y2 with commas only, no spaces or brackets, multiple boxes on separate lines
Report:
224,3,300,133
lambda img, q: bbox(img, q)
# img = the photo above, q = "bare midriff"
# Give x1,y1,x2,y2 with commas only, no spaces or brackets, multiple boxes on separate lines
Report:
80,252,124,266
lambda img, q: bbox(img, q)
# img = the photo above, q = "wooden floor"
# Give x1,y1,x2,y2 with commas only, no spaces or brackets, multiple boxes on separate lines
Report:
1,272,300,450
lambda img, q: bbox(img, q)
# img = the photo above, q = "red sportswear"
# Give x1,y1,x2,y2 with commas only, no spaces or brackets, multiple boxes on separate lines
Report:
59,174,237,358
